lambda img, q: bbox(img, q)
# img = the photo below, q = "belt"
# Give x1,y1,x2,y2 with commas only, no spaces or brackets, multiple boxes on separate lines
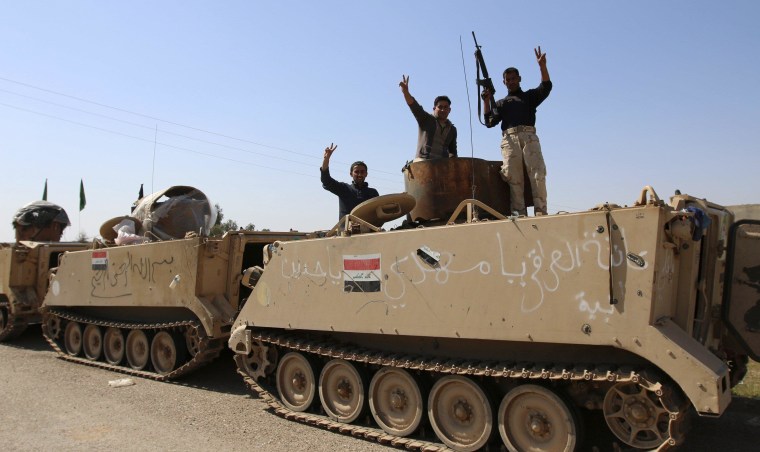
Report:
504,125,536,135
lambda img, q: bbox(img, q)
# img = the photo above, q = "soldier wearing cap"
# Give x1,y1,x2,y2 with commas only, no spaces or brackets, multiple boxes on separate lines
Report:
481,46,552,216
320,143,379,219
12,200,71,242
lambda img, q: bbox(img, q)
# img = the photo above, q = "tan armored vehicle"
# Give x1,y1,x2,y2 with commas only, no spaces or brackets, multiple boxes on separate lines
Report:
41,186,308,379
229,158,760,451
0,201,88,341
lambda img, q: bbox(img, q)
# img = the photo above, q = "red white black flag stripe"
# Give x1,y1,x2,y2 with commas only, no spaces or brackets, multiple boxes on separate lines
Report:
343,254,381,292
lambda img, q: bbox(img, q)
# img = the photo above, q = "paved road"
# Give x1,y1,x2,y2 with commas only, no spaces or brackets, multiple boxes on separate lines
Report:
1,326,759,451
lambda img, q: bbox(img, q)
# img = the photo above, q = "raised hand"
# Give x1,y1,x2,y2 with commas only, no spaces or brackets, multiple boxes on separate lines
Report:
323,143,338,160
534,46,547,66
399,75,410,93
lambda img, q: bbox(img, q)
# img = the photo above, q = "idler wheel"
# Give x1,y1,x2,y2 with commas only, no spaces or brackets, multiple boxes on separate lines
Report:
184,327,201,357
276,352,317,412
319,359,367,423
63,321,83,356
237,340,277,380
43,314,62,340
103,327,125,365
499,384,578,452
428,375,493,451
369,367,424,437
82,324,103,361
603,381,672,449
125,329,151,370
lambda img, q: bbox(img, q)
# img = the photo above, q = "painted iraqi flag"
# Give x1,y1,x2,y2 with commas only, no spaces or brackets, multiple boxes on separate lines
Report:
343,254,381,293
92,250,108,270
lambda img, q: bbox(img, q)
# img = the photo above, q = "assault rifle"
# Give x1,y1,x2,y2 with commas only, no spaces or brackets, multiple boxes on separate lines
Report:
472,32,496,124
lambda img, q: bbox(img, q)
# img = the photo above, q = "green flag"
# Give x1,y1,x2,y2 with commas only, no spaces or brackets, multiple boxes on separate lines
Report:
42,179,48,201
79,179,86,211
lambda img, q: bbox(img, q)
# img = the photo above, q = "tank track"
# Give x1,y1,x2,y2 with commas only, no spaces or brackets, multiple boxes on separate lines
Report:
237,329,691,452
0,300,29,342
42,308,224,381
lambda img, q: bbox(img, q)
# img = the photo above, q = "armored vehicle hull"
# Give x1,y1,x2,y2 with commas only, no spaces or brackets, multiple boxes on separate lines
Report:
42,230,307,380
230,182,760,450
0,241,89,341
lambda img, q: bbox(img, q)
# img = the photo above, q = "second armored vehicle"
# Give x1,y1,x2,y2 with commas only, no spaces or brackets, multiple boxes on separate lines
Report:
41,186,309,379
1,201,88,341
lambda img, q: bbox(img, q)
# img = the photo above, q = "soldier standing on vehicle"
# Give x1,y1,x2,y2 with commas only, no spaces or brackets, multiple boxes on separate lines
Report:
481,46,552,216
320,143,379,219
399,75,458,162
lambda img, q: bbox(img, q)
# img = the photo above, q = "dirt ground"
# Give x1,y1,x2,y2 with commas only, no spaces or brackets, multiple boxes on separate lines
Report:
1,326,759,451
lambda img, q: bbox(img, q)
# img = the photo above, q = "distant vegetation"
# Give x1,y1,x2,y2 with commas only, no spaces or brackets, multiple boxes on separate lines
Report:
209,203,258,237
733,360,760,399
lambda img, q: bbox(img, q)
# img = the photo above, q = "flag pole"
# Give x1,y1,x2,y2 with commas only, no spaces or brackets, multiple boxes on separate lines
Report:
79,179,86,241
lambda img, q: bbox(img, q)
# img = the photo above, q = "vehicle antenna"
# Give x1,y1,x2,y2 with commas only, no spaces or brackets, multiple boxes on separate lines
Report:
459,35,477,201
151,123,158,194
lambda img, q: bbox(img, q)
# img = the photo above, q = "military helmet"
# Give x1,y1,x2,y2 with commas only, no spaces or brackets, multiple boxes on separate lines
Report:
12,201,71,229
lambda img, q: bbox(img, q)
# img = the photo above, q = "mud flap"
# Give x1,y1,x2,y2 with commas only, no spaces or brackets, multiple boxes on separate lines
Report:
723,219,760,361
228,324,252,355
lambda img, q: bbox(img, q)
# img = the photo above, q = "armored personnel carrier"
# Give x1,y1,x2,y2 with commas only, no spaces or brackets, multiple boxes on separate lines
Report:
1,201,89,341
229,158,760,451
41,186,309,380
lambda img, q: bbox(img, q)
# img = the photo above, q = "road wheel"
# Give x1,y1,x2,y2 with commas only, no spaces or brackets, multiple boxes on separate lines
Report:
150,331,186,375
125,329,150,370
499,384,578,452
82,324,103,360
103,327,125,365
319,359,367,423
368,367,423,436
428,375,493,451
63,321,83,356
276,352,316,412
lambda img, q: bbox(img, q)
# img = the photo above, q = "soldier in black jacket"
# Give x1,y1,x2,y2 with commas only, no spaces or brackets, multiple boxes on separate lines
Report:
320,143,379,220
481,46,552,216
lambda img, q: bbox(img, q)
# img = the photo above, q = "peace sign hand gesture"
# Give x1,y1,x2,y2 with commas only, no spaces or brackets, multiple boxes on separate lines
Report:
534,46,547,67
323,143,338,160
399,75,410,94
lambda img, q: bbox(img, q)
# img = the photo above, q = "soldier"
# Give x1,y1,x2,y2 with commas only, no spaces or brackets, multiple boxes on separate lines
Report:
399,75,458,161
481,46,552,216
320,143,379,219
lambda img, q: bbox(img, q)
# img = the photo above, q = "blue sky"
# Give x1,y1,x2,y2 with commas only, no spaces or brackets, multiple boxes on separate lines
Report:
1,1,758,240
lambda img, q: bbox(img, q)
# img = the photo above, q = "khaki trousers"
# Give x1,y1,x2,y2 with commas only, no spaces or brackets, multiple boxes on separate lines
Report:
500,127,548,215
